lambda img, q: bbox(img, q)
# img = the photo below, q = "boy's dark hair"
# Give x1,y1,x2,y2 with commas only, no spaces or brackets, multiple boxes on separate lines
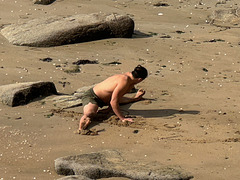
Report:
132,65,148,79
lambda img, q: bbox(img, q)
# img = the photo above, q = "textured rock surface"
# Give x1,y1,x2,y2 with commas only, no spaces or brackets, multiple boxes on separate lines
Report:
55,150,193,180
50,85,94,109
57,175,92,180
207,9,240,28
0,81,57,107
1,13,134,47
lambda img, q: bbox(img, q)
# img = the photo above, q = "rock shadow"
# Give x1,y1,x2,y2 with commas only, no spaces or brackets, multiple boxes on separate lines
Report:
132,30,152,38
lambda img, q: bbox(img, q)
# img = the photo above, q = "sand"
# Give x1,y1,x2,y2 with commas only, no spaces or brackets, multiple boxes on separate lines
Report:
0,0,240,179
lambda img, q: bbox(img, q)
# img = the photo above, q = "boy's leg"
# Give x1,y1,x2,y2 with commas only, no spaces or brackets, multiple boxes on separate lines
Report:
79,102,98,130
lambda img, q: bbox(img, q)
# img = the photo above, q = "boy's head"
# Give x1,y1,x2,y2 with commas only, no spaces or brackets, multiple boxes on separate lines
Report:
132,65,148,80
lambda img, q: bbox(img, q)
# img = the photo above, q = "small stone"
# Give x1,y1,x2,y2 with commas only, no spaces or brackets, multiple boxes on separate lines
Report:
133,130,139,134
175,30,185,34
40,57,53,62
154,2,170,7
202,68,208,72
72,60,98,65
33,0,56,5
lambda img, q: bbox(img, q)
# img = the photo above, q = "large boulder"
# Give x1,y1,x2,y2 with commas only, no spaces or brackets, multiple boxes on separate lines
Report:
55,150,193,180
1,13,135,47
0,81,57,107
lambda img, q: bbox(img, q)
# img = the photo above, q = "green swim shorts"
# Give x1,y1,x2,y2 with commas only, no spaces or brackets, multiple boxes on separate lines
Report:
82,88,107,108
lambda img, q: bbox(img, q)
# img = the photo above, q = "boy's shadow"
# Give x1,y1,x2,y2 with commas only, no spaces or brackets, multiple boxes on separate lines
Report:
120,100,200,118
125,108,200,118
90,102,200,130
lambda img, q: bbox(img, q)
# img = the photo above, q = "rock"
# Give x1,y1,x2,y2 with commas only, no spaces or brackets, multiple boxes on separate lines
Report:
49,85,94,109
63,65,81,74
207,9,240,28
55,150,193,180
102,61,122,66
51,95,83,109
57,175,92,180
202,68,208,72
0,81,57,107
72,60,98,65
175,30,185,34
40,57,53,62
73,85,94,98
33,0,56,5
153,2,170,7
160,34,171,38
1,13,134,47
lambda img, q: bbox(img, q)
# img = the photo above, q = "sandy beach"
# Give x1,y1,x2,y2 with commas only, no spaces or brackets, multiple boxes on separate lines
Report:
1,0,240,179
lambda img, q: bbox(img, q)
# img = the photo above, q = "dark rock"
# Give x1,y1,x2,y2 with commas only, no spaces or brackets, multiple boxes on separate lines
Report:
202,68,208,72
33,0,56,5
133,130,139,134
102,61,122,66
40,57,53,62
154,2,170,7
175,30,185,34
55,150,193,180
73,60,98,65
0,81,57,107
1,13,134,47
203,39,225,43
64,65,81,74
160,34,171,38
184,39,193,42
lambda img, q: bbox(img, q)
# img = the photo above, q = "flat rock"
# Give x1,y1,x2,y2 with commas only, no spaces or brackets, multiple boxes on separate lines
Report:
55,150,193,180
51,95,83,109
1,13,134,47
207,9,240,28
50,85,94,109
73,85,94,98
0,81,57,107
33,0,56,5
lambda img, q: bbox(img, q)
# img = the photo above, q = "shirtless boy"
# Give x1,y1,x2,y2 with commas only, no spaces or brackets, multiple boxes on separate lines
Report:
79,65,148,131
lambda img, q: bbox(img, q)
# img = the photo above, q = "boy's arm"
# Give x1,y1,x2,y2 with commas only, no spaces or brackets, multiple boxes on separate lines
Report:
110,78,133,122
119,89,146,105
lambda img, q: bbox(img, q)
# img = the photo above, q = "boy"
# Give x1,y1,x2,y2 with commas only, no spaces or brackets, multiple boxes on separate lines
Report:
79,65,148,131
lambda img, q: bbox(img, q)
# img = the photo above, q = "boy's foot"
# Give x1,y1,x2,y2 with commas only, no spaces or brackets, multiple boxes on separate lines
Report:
79,117,91,130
